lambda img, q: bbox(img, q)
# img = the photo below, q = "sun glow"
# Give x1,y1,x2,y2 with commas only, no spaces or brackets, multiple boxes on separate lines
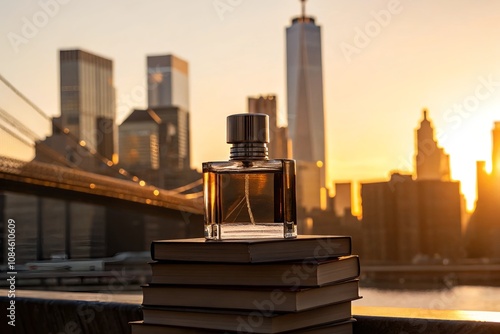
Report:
457,310,500,323
441,114,495,212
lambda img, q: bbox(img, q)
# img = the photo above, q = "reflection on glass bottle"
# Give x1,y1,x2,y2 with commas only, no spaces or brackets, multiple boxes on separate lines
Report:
203,114,297,240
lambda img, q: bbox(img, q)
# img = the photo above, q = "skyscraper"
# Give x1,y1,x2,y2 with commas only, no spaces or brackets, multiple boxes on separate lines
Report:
59,49,116,161
286,0,326,211
147,54,189,111
119,107,193,189
361,174,419,263
146,54,192,177
248,95,289,159
286,0,325,165
415,109,450,181
118,54,197,190
334,182,352,217
119,109,161,171
361,173,462,263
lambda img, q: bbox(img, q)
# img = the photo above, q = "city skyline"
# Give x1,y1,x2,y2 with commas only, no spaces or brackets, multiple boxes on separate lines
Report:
2,1,500,211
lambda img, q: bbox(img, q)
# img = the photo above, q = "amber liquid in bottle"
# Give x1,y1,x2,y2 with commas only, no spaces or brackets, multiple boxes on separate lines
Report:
203,113,297,240
204,160,296,240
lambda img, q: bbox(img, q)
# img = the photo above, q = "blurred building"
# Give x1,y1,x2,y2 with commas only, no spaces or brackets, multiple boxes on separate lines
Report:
418,180,463,259
119,107,198,190
248,95,289,159
147,54,189,111
415,109,450,181
334,182,352,217
35,49,117,173
296,160,323,212
120,54,199,190
362,174,419,263
59,49,116,161
361,111,463,264
466,122,500,258
286,1,326,211
119,109,161,185
361,173,462,264
298,181,362,256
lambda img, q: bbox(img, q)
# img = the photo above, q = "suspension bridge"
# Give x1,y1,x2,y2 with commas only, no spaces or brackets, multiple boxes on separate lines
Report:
0,73,205,262
0,73,203,216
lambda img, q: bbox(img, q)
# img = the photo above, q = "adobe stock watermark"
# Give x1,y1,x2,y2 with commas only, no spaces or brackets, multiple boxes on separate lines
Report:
340,0,403,64
441,75,500,131
6,0,72,54
391,74,500,190
213,0,244,21
48,268,142,334
236,238,347,333
6,219,17,328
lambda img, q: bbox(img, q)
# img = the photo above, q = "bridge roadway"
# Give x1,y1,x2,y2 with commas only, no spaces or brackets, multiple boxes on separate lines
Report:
363,264,500,272
0,156,203,216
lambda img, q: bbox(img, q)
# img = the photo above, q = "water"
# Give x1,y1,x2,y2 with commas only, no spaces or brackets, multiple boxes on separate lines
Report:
355,286,500,312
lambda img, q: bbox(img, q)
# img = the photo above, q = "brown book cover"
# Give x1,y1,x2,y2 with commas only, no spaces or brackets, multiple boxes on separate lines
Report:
142,280,360,312
151,235,351,263
130,318,355,334
150,255,360,287
141,302,352,333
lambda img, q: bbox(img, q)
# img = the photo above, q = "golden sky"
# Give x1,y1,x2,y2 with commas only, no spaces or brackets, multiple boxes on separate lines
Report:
1,0,500,212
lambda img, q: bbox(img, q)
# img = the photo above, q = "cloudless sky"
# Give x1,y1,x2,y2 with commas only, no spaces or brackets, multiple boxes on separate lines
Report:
2,0,500,212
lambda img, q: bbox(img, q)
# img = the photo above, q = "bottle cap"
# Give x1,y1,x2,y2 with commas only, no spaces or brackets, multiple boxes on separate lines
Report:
227,113,269,143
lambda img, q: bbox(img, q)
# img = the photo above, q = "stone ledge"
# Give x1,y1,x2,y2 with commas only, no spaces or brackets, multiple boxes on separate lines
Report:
0,296,142,333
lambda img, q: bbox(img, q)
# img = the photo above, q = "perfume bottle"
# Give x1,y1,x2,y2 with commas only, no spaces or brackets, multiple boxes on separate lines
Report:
203,113,297,240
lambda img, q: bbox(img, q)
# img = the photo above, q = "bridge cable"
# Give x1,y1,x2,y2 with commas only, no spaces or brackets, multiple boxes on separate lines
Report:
0,73,200,193
0,73,51,121
0,73,142,181
0,122,33,148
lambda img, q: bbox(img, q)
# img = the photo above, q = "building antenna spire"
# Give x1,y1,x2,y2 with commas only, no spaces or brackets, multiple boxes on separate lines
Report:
301,0,306,19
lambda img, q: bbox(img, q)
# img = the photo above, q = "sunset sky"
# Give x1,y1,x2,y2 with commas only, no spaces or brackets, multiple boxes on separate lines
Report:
1,0,500,212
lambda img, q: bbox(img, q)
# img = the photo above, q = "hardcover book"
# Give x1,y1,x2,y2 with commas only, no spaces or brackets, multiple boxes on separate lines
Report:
130,319,355,334
150,235,351,263
142,280,360,312
141,302,352,333
150,256,360,287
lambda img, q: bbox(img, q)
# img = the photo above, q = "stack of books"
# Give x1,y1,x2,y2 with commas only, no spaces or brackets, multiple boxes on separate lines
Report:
130,235,360,334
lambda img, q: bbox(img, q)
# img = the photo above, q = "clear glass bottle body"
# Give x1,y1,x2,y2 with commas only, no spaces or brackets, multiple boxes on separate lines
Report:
203,159,297,240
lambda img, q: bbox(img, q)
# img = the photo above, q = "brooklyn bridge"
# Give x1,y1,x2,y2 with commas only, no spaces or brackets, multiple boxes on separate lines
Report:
0,73,204,264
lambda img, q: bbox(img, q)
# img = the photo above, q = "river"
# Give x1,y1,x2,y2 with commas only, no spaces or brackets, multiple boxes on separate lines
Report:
355,285,500,312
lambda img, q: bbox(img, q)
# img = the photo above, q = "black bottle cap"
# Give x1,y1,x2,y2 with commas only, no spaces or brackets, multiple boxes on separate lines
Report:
227,114,269,144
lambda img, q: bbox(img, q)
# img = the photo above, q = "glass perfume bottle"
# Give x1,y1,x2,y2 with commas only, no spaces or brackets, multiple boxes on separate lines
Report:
203,113,297,240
